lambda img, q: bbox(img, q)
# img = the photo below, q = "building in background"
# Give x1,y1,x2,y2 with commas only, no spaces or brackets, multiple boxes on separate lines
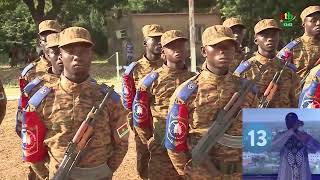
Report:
106,12,221,67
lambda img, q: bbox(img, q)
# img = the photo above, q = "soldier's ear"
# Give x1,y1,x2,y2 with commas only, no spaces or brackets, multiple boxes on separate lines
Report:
254,38,258,45
201,46,207,58
143,40,147,47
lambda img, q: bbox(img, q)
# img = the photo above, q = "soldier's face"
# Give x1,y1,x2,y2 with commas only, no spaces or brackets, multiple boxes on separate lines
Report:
162,39,188,63
145,36,162,55
203,40,235,69
255,29,280,52
304,12,320,37
47,47,63,74
231,25,246,45
60,43,92,82
39,31,54,50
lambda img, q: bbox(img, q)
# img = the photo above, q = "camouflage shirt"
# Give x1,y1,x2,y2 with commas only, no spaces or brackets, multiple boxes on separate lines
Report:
23,56,51,83
26,67,60,98
136,64,195,144
167,65,257,175
303,64,320,90
292,34,320,78
230,49,245,72
0,79,6,124
30,75,128,178
133,54,163,86
242,52,300,107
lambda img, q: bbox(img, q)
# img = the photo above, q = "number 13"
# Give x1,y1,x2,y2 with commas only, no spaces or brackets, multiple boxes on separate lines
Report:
248,130,267,147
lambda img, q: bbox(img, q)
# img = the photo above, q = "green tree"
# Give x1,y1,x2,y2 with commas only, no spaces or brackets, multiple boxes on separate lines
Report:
216,0,320,48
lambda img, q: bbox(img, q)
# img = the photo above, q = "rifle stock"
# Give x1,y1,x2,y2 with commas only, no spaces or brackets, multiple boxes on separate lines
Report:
53,86,114,180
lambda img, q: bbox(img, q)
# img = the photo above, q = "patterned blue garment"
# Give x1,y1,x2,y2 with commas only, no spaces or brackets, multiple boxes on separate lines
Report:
272,130,320,180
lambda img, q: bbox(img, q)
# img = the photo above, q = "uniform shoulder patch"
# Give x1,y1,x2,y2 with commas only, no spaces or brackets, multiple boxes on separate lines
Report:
233,60,252,76
28,86,51,109
124,62,138,75
100,83,120,102
23,77,43,95
141,71,159,89
21,63,36,77
176,80,198,102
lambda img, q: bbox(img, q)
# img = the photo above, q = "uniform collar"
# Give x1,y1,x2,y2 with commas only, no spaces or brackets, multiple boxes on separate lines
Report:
141,54,163,66
301,34,320,45
254,52,275,64
161,63,188,74
60,75,94,93
201,63,232,82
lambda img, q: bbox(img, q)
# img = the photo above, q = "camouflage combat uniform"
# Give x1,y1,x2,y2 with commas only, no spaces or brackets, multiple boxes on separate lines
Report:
238,19,300,108
128,24,164,179
165,26,257,180
0,79,6,124
292,6,320,79
135,30,195,180
21,20,61,84
222,17,246,72
27,27,129,180
303,64,320,90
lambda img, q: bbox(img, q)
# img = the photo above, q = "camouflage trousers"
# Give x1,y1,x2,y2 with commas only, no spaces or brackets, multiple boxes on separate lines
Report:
134,128,150,179
184,159,242,180
29,160,49,180
147,137,182,180
128,112,150,179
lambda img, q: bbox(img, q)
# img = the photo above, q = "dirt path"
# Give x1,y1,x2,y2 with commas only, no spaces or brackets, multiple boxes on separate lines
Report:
0,101,142,180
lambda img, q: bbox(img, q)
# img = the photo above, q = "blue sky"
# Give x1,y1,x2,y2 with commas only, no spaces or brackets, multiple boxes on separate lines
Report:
243,108,320,122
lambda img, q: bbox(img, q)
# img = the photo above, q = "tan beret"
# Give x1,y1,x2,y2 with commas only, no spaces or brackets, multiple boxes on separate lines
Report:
38,20,61,35
59,27,94,48
254,19,281,34
161,30,188,47
46,33,59,48
301,6,320,22
142,24,164,37
202,25,237,46
223,17,245,28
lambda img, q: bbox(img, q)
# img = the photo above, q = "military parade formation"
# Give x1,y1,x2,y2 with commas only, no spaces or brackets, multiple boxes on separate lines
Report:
0,5,320,180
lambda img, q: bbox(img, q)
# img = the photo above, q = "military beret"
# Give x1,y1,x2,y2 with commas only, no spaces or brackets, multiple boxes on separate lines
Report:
202,25,237,46
161,30,188,47
142,24,164,37
301,6,320,22
223,17,245,28
59,27,94,48
254,19,281,34
38,20,61,35
46,33,59,48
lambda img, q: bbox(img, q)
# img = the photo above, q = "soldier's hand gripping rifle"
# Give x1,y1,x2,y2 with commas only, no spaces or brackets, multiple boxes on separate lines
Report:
258,60,289,108
53,86,114,180
192,68,264,164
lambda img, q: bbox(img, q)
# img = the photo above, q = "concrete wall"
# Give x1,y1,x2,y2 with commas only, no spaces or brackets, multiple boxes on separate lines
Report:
107,13,221,66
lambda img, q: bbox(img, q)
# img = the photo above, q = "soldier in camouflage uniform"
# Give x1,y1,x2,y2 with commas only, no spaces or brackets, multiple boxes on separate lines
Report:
236,19,300,107
303,63,320,90
27,27,128,179
165,25,257,180
134,30,195,180
24,33,63,180
292,6,320,81
25,33,63,99
20,20,61,84
128,24,164,179
0,79,6,125
223,17,247,72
